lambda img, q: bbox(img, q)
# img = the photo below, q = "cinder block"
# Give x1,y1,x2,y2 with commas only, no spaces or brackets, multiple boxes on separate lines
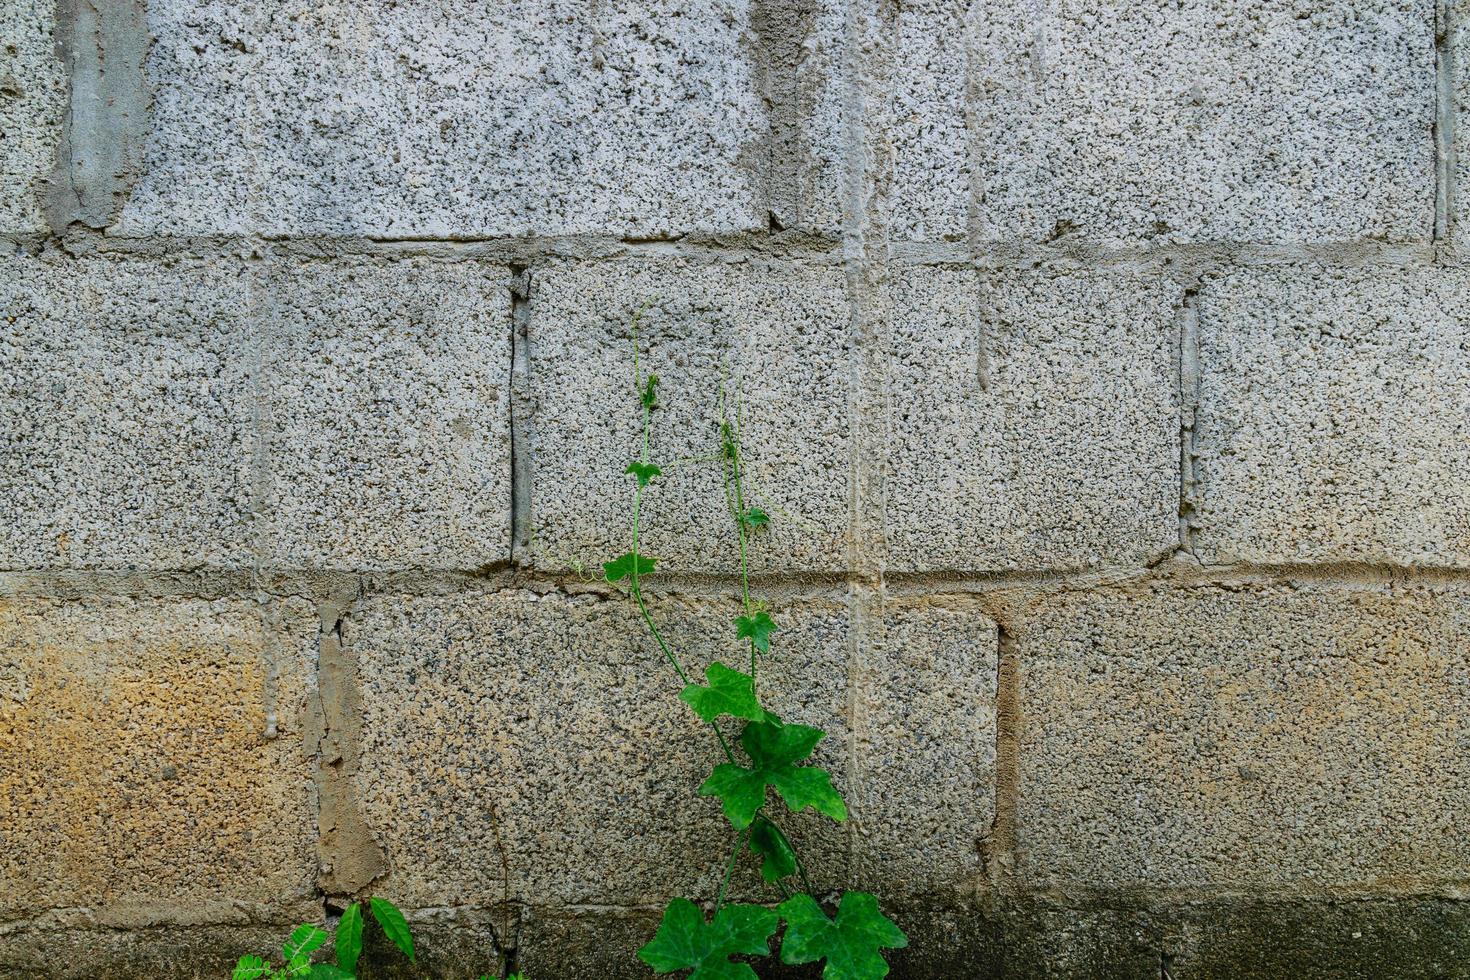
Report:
1015,584,1470,889
886,267,1179,572
891,1,971,242
349,589,853,907
0,1,65,233
894,0,1433,245
0,597,318,920
1194,268,1470,566
0,256,256,570
853,598,998,899
260,259,512,570
118,0,770,237
524,260,851,574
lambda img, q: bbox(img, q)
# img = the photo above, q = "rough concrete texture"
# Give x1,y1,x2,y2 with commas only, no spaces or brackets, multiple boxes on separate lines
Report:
0,0,66,234
895,0,1435,245
852,598,997,900
260,259,512,570
0,255,511,572
886,267,1180,572
9,0,1470,973
1015,583,1470,889
0,596,318,922
113,0,769,237
348,588,854,908
1194,268,1470,567
524,260,852,574
0,255,256,570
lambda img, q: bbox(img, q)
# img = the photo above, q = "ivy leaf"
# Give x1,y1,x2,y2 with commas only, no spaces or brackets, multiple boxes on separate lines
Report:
641,373,660,410
734,611,778,654
739,507,769,530
680,662,772,724
335,903,363,976
626,461,663,487
283,924,327,963
777,892,908,980
700,718,847,830
232,956,269,980
308,967,353,980
603,551,656,583
638,897,780,980
369,897,415,962
747,816,798,883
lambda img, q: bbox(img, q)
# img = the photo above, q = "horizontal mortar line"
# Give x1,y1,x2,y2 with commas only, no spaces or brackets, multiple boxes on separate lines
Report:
5,560,1470,600
9,885,1469,935
1013,880,1470,906
3,231,1452,274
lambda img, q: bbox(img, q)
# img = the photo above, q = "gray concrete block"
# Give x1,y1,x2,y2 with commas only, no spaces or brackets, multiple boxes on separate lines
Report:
349,588,853,908
0,256,255,570
523,260,851,575
260,259,512,570
1015,583,1470,889
0,596,318,921
886,267,1180,572
853,598,998,900
895,0,1433,246
0,0,66,234
109,0,259,236
891,1,971,242
1194,268,1470,566
117,0,770,238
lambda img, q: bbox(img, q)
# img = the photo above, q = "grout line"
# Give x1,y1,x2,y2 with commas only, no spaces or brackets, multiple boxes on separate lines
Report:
508,265,534,563
987,623,1022,894
1436,0,1457,250
1176,282,1202,558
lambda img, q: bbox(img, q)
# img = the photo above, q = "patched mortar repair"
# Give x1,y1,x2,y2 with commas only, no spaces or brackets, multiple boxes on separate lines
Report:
4,0,1470,977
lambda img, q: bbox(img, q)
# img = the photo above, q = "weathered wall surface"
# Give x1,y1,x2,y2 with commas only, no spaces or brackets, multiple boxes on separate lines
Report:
3,1,1470,977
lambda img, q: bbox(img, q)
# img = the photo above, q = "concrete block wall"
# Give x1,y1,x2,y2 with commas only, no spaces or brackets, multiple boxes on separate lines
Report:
4,1,1470,977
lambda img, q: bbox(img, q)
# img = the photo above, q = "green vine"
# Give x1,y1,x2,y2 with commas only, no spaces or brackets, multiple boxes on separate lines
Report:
603,308,907,980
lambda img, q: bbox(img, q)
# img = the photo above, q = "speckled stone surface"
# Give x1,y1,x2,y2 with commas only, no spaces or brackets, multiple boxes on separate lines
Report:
1194,268,1470,567
523,259,852,575
894,0,1434,246
349,588,852,908
851,598,997,900
0,255,256,570
885,267,1180,572
0,596,317,922
115,0,770,237
0,0,66,234
1015,583,1470,889
259,258,512,571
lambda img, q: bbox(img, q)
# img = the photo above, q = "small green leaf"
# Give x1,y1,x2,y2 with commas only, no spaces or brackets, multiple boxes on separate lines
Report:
679,662,770,724
739,507,769,530
283,924,327,963
626,461,663,487
603,551,656,583
335,903,363,976
641,373,660,410
748,816,798,883
734,611,778,654
285,953,312,978
778,891,907,980
638,897,780,979
369,897,415,962
233,955,269,980
308,966,353,980
700,717,846,829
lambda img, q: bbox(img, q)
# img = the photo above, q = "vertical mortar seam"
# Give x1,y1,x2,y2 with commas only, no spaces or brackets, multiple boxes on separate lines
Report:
1436,0,1458,255
988,622,1021,894
509,265,533,564
1177,282,1202,560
